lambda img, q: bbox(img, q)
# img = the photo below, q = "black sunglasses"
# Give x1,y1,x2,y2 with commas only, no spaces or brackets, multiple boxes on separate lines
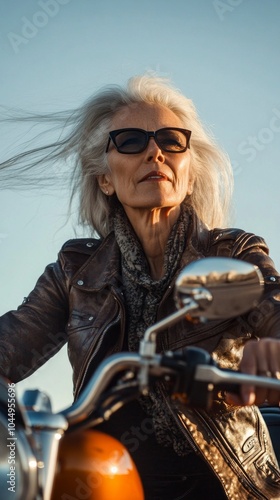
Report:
105,127,191,154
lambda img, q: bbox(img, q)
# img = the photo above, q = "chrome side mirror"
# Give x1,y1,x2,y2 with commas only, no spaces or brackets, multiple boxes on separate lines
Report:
174,257,264,320
140,257,264,357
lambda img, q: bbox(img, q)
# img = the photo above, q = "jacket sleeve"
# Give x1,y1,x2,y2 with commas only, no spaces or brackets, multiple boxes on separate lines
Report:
0,258,69,383
212,229,280,339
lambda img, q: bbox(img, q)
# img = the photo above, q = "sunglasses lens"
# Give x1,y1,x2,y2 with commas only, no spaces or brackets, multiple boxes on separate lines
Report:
114,130,147,153
109,128,190,154
156,129,188,152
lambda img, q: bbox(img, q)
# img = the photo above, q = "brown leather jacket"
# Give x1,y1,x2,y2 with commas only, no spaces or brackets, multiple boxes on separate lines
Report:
1,209,280,499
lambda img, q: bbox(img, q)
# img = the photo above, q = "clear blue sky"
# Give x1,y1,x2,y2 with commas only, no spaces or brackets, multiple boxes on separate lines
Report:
0,0,280,410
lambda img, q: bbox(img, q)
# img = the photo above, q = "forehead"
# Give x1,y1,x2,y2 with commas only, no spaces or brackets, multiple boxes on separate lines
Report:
110,103,184,130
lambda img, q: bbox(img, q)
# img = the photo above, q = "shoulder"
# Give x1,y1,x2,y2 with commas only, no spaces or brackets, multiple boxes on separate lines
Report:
208,228,269,256
58,238,103,276
206,228,280,285
190,208,266,255
60,238,102,255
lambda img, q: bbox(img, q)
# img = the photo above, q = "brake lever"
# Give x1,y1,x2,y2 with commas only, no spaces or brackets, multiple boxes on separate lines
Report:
161,347,280,410
195,365,280,392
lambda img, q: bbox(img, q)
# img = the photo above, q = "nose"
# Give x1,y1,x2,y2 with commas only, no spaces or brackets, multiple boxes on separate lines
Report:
145,137,165,163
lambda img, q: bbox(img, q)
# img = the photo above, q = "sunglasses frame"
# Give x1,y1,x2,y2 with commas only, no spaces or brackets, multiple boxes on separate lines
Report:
105,127,191,154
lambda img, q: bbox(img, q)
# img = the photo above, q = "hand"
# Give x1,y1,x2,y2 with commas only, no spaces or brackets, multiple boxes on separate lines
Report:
226,338,280,406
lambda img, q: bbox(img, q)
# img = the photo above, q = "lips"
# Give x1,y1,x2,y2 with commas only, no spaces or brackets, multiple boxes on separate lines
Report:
139,170,170,182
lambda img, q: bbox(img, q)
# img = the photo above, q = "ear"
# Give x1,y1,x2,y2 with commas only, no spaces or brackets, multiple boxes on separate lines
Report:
97,174,115,196
187,176,195,195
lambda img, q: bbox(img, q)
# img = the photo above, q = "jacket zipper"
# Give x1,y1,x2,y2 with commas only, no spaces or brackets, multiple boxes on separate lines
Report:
74,290,124,400
159,383,198,454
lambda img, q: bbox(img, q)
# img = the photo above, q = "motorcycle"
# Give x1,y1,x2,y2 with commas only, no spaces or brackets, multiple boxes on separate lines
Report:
0,257,280,499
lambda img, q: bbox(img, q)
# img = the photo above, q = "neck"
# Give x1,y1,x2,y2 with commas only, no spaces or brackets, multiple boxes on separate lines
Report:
124,206,181,280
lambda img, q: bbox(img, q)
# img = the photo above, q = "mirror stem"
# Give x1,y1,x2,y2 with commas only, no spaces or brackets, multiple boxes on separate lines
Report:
139,299,198,357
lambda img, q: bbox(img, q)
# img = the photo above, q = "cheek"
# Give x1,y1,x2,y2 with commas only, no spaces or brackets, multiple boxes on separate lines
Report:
107,156,132,181
108,171,135,198
175,152,191,171
175,159,191,183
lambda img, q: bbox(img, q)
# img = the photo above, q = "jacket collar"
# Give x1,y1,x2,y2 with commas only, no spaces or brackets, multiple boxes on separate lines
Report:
71,208,210,291
70,232,122,291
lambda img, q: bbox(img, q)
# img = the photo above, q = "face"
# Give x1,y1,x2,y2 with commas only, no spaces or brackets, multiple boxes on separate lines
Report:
98,103,194,219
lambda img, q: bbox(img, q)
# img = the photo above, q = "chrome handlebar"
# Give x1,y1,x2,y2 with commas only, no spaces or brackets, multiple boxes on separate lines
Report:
60,347,280,426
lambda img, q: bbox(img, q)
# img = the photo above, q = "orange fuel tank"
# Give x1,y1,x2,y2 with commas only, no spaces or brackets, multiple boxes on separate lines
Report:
51,429,144,500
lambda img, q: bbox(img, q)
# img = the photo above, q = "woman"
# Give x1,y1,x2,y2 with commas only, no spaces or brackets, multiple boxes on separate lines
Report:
1,75,280,499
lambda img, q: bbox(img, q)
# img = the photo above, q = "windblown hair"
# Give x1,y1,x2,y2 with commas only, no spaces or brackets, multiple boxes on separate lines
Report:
0,75,233,236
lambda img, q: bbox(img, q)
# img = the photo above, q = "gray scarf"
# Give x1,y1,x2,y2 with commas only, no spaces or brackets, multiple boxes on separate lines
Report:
114,205,192,456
